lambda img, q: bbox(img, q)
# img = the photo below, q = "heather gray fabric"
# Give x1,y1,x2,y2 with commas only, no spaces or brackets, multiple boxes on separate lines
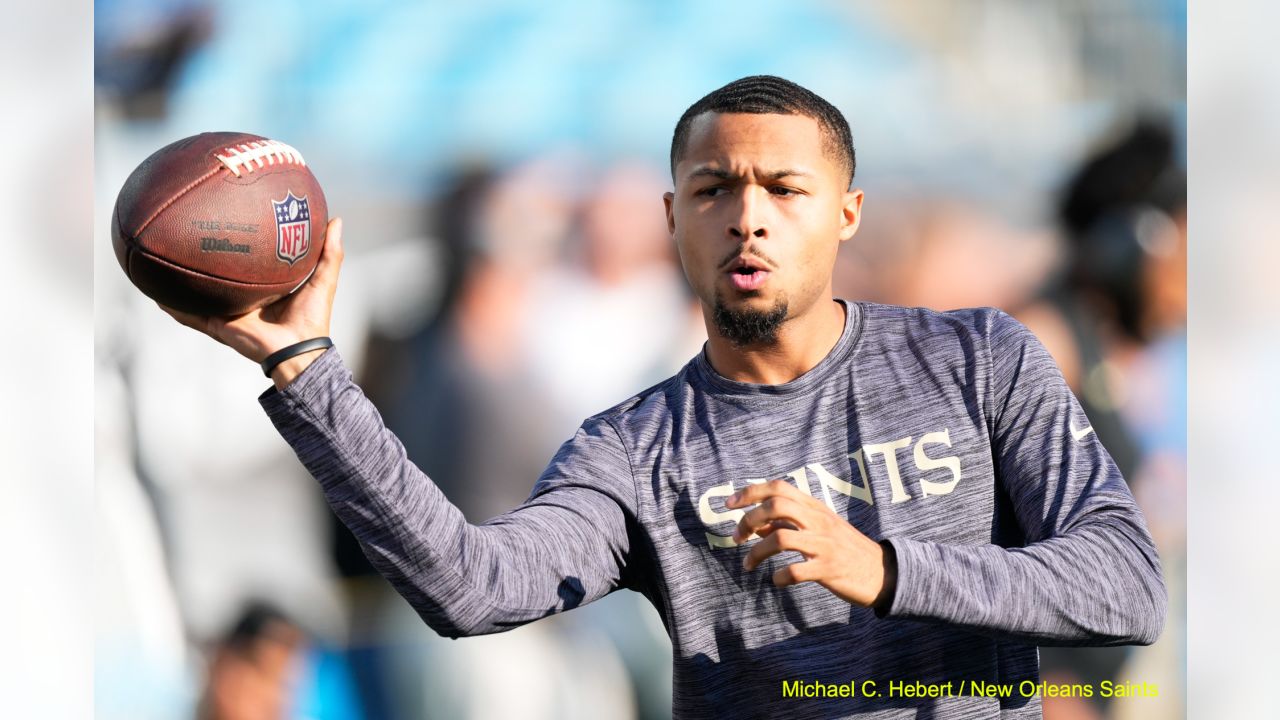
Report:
259,300,1166,719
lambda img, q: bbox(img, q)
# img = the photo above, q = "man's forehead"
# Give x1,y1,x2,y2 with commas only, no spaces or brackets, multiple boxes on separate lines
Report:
678,112,831,175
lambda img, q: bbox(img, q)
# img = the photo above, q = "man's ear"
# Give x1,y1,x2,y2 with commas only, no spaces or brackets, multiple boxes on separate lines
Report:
663,191,677,237
838,189,864,242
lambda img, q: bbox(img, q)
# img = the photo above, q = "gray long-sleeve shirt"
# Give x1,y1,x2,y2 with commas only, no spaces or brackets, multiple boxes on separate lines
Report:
259,300,1166,719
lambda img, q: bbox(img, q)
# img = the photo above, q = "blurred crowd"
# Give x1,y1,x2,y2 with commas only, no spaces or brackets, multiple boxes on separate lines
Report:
93,2,1186,719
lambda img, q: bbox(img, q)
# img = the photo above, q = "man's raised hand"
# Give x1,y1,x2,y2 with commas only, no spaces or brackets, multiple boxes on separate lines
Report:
158,217,344,388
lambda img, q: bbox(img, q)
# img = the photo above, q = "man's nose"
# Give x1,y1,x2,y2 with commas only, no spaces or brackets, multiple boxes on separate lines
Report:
727,186,768,240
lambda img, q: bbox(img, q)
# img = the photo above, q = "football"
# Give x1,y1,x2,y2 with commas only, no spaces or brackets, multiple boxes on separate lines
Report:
111,131,328,316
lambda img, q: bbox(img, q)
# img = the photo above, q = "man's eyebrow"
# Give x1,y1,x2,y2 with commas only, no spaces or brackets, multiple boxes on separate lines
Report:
762,168,814,181
684,167,815,182
686,167,734,182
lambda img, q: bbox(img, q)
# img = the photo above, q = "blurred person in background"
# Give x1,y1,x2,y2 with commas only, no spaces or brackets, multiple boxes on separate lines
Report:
198,602,363,720
525,159,704,438
355,158,638,719
1017,119,1187,483
369,157,577,524
1014,118,1187,720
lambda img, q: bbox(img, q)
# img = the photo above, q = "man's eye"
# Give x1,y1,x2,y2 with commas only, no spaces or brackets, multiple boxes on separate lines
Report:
771,186,798,196
697,187,727,197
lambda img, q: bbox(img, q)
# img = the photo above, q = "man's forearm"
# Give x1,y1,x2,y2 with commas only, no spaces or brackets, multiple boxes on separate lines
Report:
879,501,1166,646
261,348,503,635
948,312,1169,647
258,347,634,637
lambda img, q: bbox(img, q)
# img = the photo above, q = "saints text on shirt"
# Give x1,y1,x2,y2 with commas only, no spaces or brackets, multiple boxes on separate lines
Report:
696,428,963,549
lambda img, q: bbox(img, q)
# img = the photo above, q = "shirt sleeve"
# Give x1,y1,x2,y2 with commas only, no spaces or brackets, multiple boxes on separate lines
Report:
258,347,638,638
877,311,1167,647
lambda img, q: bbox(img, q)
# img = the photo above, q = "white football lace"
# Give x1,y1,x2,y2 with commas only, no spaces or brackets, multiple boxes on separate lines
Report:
215,139,306,177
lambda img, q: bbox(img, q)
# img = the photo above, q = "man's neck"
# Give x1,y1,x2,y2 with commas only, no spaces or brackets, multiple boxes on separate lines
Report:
703,298,847,385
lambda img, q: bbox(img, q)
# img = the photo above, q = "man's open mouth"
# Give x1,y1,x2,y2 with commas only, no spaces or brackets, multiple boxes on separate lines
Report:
727,261,771,291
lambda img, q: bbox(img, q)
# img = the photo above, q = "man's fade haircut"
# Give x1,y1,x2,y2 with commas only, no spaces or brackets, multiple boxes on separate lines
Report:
669,75,856,189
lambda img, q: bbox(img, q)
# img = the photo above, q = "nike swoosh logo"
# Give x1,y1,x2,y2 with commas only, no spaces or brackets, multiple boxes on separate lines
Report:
1070,421,1095,442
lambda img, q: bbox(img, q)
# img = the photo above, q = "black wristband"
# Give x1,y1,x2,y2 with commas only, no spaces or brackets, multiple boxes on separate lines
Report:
261,337,334,378
872,539,899,618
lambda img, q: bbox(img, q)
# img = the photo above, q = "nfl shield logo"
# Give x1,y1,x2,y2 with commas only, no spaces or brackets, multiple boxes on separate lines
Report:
272,192,311,265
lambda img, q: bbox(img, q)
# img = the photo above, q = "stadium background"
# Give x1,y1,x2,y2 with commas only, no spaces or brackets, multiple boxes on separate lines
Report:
93,1,1186,718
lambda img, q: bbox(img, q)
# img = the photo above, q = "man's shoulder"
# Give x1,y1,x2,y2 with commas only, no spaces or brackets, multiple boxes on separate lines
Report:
851,301,1035,375
855,300,1014,339
856,301,1044,359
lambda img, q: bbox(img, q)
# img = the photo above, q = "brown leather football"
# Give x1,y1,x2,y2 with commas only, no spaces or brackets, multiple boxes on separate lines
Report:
112,131,328,316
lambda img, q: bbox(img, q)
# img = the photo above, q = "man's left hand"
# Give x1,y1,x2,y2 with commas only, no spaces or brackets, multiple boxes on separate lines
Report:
725,479,897,609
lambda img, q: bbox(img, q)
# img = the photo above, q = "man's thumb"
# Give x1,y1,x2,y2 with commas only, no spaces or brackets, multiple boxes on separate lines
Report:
323,217,344,266
312,217,344,290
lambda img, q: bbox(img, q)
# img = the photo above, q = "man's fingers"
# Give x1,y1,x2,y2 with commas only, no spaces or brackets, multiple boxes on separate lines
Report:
743,528,814,571
732,496,807,543
754,518,799,539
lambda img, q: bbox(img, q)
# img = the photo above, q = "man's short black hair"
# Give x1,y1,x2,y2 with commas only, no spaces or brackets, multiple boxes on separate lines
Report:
670,75,856,189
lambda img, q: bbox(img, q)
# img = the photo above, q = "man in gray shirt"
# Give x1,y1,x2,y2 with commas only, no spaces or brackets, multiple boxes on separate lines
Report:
163,75,1166,719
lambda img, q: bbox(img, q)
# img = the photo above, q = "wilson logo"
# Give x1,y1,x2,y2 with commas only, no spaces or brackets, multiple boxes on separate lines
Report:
200,236,250,254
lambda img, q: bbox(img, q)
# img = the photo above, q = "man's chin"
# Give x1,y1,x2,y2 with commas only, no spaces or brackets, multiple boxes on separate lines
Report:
712,291,789,347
